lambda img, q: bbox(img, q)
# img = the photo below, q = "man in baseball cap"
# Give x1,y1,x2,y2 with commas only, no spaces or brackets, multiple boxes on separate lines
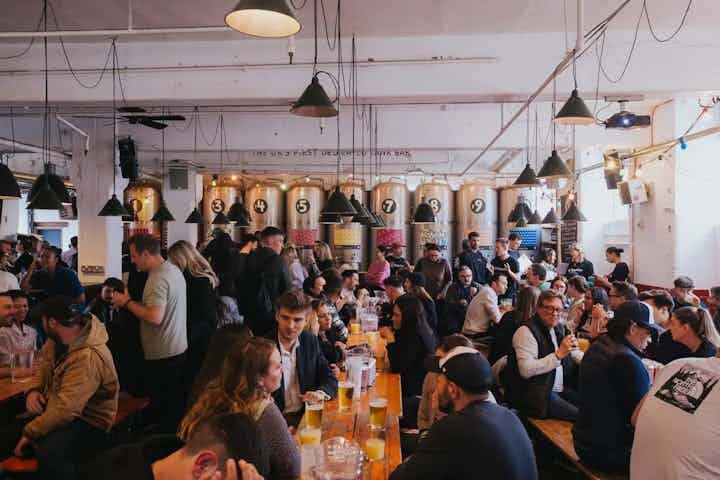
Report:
391,347,537,480
672,275,700,310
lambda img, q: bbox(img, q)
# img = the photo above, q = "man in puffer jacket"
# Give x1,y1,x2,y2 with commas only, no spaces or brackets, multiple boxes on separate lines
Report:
0,295,119,480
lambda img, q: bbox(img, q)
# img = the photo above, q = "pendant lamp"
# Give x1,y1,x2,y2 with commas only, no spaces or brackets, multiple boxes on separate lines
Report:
507,201,532,223
562,201,587,222
512,163,541,188
29,163,72,206
122,202,136,223
555,89,594,125
151,201,175,222
27,182,63,210
225,0,301,38
370,211,385,229
515,214,528,228
184,207,204,224
185,108,206,224
349,194,370,223
290,0,337,117
537,150,573,179
319,212,342,224
413,197,436,224
227,196,251,226
291,76,338,118
99,40,130,217
541,208,562,225
528,209,543,224
211,211,230,225
322,186,357,217
0,163,21,199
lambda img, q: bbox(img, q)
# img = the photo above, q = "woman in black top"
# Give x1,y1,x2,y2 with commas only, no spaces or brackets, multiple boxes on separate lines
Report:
381,295,436,427
12,236,34,276
648,307,720,364
403,272,439,335
567,242,594,280
488,286,540,365
168,240,219,373
595,247,630,289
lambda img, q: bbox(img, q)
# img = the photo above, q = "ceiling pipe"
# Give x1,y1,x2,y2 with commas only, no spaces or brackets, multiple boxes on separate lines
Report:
0,136,70,160
469,0,631,176
56,115,90,154
576,0,584,52
0,26,232,39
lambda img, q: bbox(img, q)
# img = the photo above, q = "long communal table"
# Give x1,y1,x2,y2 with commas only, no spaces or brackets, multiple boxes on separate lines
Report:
0,377,28,404
299,372,403,479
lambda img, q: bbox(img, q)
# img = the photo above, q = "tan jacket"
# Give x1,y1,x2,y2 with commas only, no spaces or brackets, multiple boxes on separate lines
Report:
23,316,119,440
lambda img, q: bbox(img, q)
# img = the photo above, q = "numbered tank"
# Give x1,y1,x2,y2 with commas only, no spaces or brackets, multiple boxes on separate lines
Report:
455,183,497,255
203,183,239,236
123,178,161,239
412,180,454,263
286,182,324,261
329,181,367,270
370,181,411,262
246,183,284,233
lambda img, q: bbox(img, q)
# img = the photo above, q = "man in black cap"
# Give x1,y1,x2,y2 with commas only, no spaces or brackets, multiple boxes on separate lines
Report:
389,347,537,480
671,275,700,311
573,300,658,474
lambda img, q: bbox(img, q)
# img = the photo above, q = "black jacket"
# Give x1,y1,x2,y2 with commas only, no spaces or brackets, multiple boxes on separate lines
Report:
390,400,537,480
81,435,182,480
488,310,522,366
241,247,292,335
646,330,717,365
268,329,338,412
502,315,576,418
387,323,435,397
185,274,218,366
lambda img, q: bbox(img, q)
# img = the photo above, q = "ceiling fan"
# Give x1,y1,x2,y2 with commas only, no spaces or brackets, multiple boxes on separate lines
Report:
116,107,186,130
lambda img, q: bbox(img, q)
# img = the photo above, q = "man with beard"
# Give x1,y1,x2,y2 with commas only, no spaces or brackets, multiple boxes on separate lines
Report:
389,347,537,480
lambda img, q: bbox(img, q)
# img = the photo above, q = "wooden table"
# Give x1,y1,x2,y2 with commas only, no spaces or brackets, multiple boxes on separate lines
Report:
299,372,403,479
0,377,29,404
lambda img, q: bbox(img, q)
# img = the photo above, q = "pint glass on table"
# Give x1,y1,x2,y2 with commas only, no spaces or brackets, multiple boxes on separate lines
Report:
305,399,324,429
338,381,355,412
369,397,388,429
299,427,322,446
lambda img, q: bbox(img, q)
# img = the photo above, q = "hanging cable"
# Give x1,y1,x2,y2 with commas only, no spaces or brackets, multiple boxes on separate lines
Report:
0,9,44,60
643,0,693,43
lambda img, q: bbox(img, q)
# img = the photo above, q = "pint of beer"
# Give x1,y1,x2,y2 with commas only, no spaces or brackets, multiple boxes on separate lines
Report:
369,398,388,429
299,427,322,446
365,438,385,461
349,321,362,335
374,351,387,371
338,381,355,412
577,338,590,352
305,400,324,429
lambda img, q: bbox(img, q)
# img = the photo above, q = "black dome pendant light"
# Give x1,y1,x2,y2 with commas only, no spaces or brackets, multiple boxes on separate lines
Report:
210,113,232,225
512,106,542,188
99,40,129,217
150,114,175,223
554,53,594,126
185,108,205,224
28,1,65,211
224,0,301,39
538,78,573,180
290,0,337,118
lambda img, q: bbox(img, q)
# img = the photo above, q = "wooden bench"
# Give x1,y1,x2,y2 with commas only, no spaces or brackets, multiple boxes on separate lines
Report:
0,395,149,477
527,417,628,480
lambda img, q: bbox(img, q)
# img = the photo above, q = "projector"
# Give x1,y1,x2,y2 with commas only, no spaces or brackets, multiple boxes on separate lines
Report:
603,101,651,129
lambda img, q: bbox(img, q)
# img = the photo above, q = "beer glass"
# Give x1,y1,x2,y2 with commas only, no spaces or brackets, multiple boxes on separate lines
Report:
365,430,386,462
369,397,388,430
299,427,322,446
305,399,324,429
374,350,387,372
338,381,355,412
11,349,34,383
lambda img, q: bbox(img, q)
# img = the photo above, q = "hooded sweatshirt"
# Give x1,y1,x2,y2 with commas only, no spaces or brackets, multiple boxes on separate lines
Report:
23,315,119,440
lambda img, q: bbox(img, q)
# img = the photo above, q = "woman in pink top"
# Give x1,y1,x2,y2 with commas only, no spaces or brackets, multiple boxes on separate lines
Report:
366,246,391,289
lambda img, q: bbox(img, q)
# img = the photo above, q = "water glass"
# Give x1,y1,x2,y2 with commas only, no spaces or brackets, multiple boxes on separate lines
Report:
11,349,34,383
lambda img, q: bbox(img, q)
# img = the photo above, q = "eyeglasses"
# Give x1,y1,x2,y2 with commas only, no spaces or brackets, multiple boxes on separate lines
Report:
540,305,563,314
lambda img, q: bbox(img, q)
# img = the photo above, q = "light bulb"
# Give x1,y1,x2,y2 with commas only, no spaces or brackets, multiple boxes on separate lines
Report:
305,176,311,183
280,182,288,191
231,174,237,181
568,192,576,201
211,180,217,187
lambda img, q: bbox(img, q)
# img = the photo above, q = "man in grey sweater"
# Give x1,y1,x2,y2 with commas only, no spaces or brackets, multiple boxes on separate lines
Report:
414,243,452,301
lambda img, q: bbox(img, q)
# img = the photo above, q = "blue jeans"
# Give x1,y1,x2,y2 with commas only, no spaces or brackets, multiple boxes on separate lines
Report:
547,389,579,421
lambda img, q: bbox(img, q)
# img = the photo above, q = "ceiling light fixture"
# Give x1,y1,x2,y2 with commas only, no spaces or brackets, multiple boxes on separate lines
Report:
150,113,175,222
290,0,338,117
412,197,436,224
538,78,573,179
225,0,301,38
185,107,205,224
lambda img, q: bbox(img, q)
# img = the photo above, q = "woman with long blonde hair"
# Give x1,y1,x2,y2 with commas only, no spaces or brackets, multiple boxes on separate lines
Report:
312,241,334,271
181,337,300,479
282,244,307,290
168,240,219,372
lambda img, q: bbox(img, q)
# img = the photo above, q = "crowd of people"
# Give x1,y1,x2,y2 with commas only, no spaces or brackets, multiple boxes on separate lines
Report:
0,227,716,479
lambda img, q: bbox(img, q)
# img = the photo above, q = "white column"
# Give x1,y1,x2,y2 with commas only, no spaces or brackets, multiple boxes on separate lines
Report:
68,118,124,284
163,167,198,247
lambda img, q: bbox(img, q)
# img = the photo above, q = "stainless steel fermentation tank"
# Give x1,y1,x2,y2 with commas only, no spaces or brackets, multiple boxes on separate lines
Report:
455,183,498,256
329,181,367,269
370,181,411,262
203,183,239,237
286,182,324,261
246,183,284,233
412,181,454,263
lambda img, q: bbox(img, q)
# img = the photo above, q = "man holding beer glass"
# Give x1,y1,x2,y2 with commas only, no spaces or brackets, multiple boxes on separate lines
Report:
269,290,338,428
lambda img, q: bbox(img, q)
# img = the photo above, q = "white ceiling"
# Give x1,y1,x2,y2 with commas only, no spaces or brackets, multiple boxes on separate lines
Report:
1,0,715,41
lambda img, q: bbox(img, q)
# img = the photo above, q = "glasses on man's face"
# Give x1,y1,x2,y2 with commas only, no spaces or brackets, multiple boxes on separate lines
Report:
541,305,563,314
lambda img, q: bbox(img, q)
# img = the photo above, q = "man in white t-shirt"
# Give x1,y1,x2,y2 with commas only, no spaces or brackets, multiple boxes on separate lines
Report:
630,354,720,479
